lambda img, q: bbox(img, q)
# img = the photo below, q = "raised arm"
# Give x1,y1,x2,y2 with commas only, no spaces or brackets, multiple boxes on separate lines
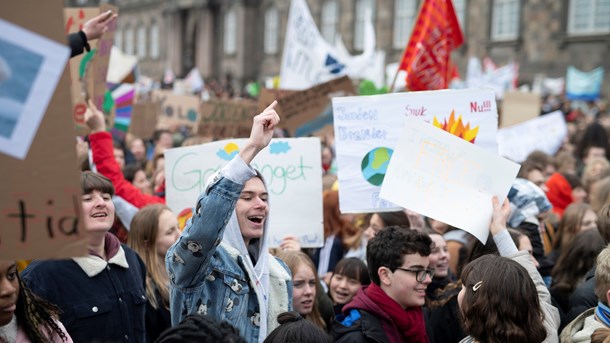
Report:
85,100,165,208
489,196,560,340
166,101,279,288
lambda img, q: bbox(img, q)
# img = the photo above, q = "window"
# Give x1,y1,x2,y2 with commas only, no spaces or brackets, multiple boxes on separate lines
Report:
264,7,279,54
491,0,520,41
452,0,466,32
321,0,338,44
137,24,147,58
568,0,610,35
224,7,237,54
150,20,160,59
393,0,417,49
354,0,374,50
124,26,134,55
114,28,122,50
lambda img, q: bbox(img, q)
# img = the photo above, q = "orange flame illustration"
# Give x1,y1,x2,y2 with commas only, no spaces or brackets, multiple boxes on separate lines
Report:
433,110,479,143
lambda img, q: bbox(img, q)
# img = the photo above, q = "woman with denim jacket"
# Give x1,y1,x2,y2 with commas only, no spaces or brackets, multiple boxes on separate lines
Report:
166,101,293,343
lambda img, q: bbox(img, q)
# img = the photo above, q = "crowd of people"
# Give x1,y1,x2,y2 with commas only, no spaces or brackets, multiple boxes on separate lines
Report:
5,9,610,343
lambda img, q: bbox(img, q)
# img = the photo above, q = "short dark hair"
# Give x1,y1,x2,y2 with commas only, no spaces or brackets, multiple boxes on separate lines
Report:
264,312,332,343
123,163,144,183
366,226,432,285
81,171,114,196
460,255,546,343
155,314,246,343
332,257,370,286
375,211,410,228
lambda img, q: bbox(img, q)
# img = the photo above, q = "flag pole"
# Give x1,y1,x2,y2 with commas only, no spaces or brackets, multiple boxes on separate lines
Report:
389,0,425,93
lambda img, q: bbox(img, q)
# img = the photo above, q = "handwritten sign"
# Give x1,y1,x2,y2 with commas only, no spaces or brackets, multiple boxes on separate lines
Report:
0,1,87,259
64,7,100,135
500,91,541,128
498,111,567,163
380,118,520,243
263,76,355,136
332,88,498,213
165,138,323,247
151,90,201,133
199,99,258,139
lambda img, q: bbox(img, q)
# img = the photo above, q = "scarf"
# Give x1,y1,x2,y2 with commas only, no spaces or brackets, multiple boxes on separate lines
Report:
595,301,610,328
365,283,429,343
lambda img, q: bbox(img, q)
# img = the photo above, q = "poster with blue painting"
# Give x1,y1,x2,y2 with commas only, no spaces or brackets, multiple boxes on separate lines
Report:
0,18,69,159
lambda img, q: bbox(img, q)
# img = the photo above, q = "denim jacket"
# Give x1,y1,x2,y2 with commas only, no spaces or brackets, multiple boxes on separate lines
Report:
166,156,293,343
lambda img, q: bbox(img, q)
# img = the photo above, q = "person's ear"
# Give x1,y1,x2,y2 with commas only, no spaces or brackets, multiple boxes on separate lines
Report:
378,266,392,286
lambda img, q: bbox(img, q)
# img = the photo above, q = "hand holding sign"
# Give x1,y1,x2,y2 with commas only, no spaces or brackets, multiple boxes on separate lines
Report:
490,196,511,237
240,100,279,165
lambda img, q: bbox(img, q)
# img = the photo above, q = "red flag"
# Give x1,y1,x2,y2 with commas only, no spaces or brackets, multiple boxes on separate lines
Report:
398,0,464,91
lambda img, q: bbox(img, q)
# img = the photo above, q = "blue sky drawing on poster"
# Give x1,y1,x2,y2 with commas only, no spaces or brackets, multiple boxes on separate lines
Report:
0,38,43,139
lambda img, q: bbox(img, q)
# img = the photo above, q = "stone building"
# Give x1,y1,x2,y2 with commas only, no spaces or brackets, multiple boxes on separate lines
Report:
65,0,610,93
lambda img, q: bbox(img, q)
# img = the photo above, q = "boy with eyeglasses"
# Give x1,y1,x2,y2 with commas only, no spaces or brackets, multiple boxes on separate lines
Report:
333,226,433,343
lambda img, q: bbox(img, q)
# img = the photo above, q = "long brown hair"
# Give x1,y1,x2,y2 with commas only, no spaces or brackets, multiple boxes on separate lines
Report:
322,190,359,250
128,204,173,309
555,203,593,251
460,255,546,343
275,251,326,329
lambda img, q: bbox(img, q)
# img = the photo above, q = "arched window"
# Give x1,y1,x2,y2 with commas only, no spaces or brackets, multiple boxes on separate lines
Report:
224,7,237,54
491,0,520,41
321,0,338,44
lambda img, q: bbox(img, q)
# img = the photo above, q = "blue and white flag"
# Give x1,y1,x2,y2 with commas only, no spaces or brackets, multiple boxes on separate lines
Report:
566,66,604,101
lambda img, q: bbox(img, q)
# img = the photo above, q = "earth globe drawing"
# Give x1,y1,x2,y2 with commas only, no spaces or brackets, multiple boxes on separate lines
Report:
361,147,393,186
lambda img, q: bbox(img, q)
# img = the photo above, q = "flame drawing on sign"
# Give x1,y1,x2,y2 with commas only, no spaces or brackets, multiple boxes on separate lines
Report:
433,110,479,143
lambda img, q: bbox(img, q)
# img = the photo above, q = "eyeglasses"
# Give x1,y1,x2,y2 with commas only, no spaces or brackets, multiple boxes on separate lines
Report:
394,267,435,283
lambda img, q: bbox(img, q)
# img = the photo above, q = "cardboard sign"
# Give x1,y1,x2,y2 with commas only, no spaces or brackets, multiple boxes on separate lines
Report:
380,118,520,243
500,91,541,128
63,7,100,135
86,4,118,129
151,90,201,133
268,76,355,136
199,99,258,139
498,111,567,163
257,88,297,112
0,0,87,259
332,88,499,213
165,138,324,247
129,101,159,140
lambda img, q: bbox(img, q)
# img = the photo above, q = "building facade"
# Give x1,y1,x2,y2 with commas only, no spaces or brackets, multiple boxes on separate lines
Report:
66,0,610,94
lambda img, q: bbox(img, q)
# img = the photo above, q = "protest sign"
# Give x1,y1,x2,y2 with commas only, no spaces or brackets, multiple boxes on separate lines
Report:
380,118,520,243
0,0,87,259
151,90,201,133
500,91,541,128
86,4,118,129
258,87,297,112
64,7,100,134
199,99,258,139
566,66,604,101
498,111,567,163
165,138,323,247
332,88,498,213
129,101,159,140
271,76,355,136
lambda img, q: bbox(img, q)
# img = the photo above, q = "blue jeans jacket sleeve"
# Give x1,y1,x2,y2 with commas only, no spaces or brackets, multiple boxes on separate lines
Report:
166,156,255,289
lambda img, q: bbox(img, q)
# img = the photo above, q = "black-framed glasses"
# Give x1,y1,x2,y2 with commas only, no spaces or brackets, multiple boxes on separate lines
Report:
394,267,435,283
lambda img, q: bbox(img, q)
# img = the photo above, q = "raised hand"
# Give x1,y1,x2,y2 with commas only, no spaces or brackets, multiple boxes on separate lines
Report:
490,195,511,237
82,10,117,41
84,99,106,133
239,100,279,165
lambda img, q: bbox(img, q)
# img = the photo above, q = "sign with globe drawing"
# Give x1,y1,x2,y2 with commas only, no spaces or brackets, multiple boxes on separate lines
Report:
361,147,393,186
332,88,498,213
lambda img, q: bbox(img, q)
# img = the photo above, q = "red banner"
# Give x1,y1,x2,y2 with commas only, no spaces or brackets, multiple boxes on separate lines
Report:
398,0,464,91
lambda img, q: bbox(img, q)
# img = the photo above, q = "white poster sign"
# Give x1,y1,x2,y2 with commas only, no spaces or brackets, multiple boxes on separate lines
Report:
332,88,498,213
0,18,69,159
380,118,520,243
165,138,323,247
498,110,567,163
